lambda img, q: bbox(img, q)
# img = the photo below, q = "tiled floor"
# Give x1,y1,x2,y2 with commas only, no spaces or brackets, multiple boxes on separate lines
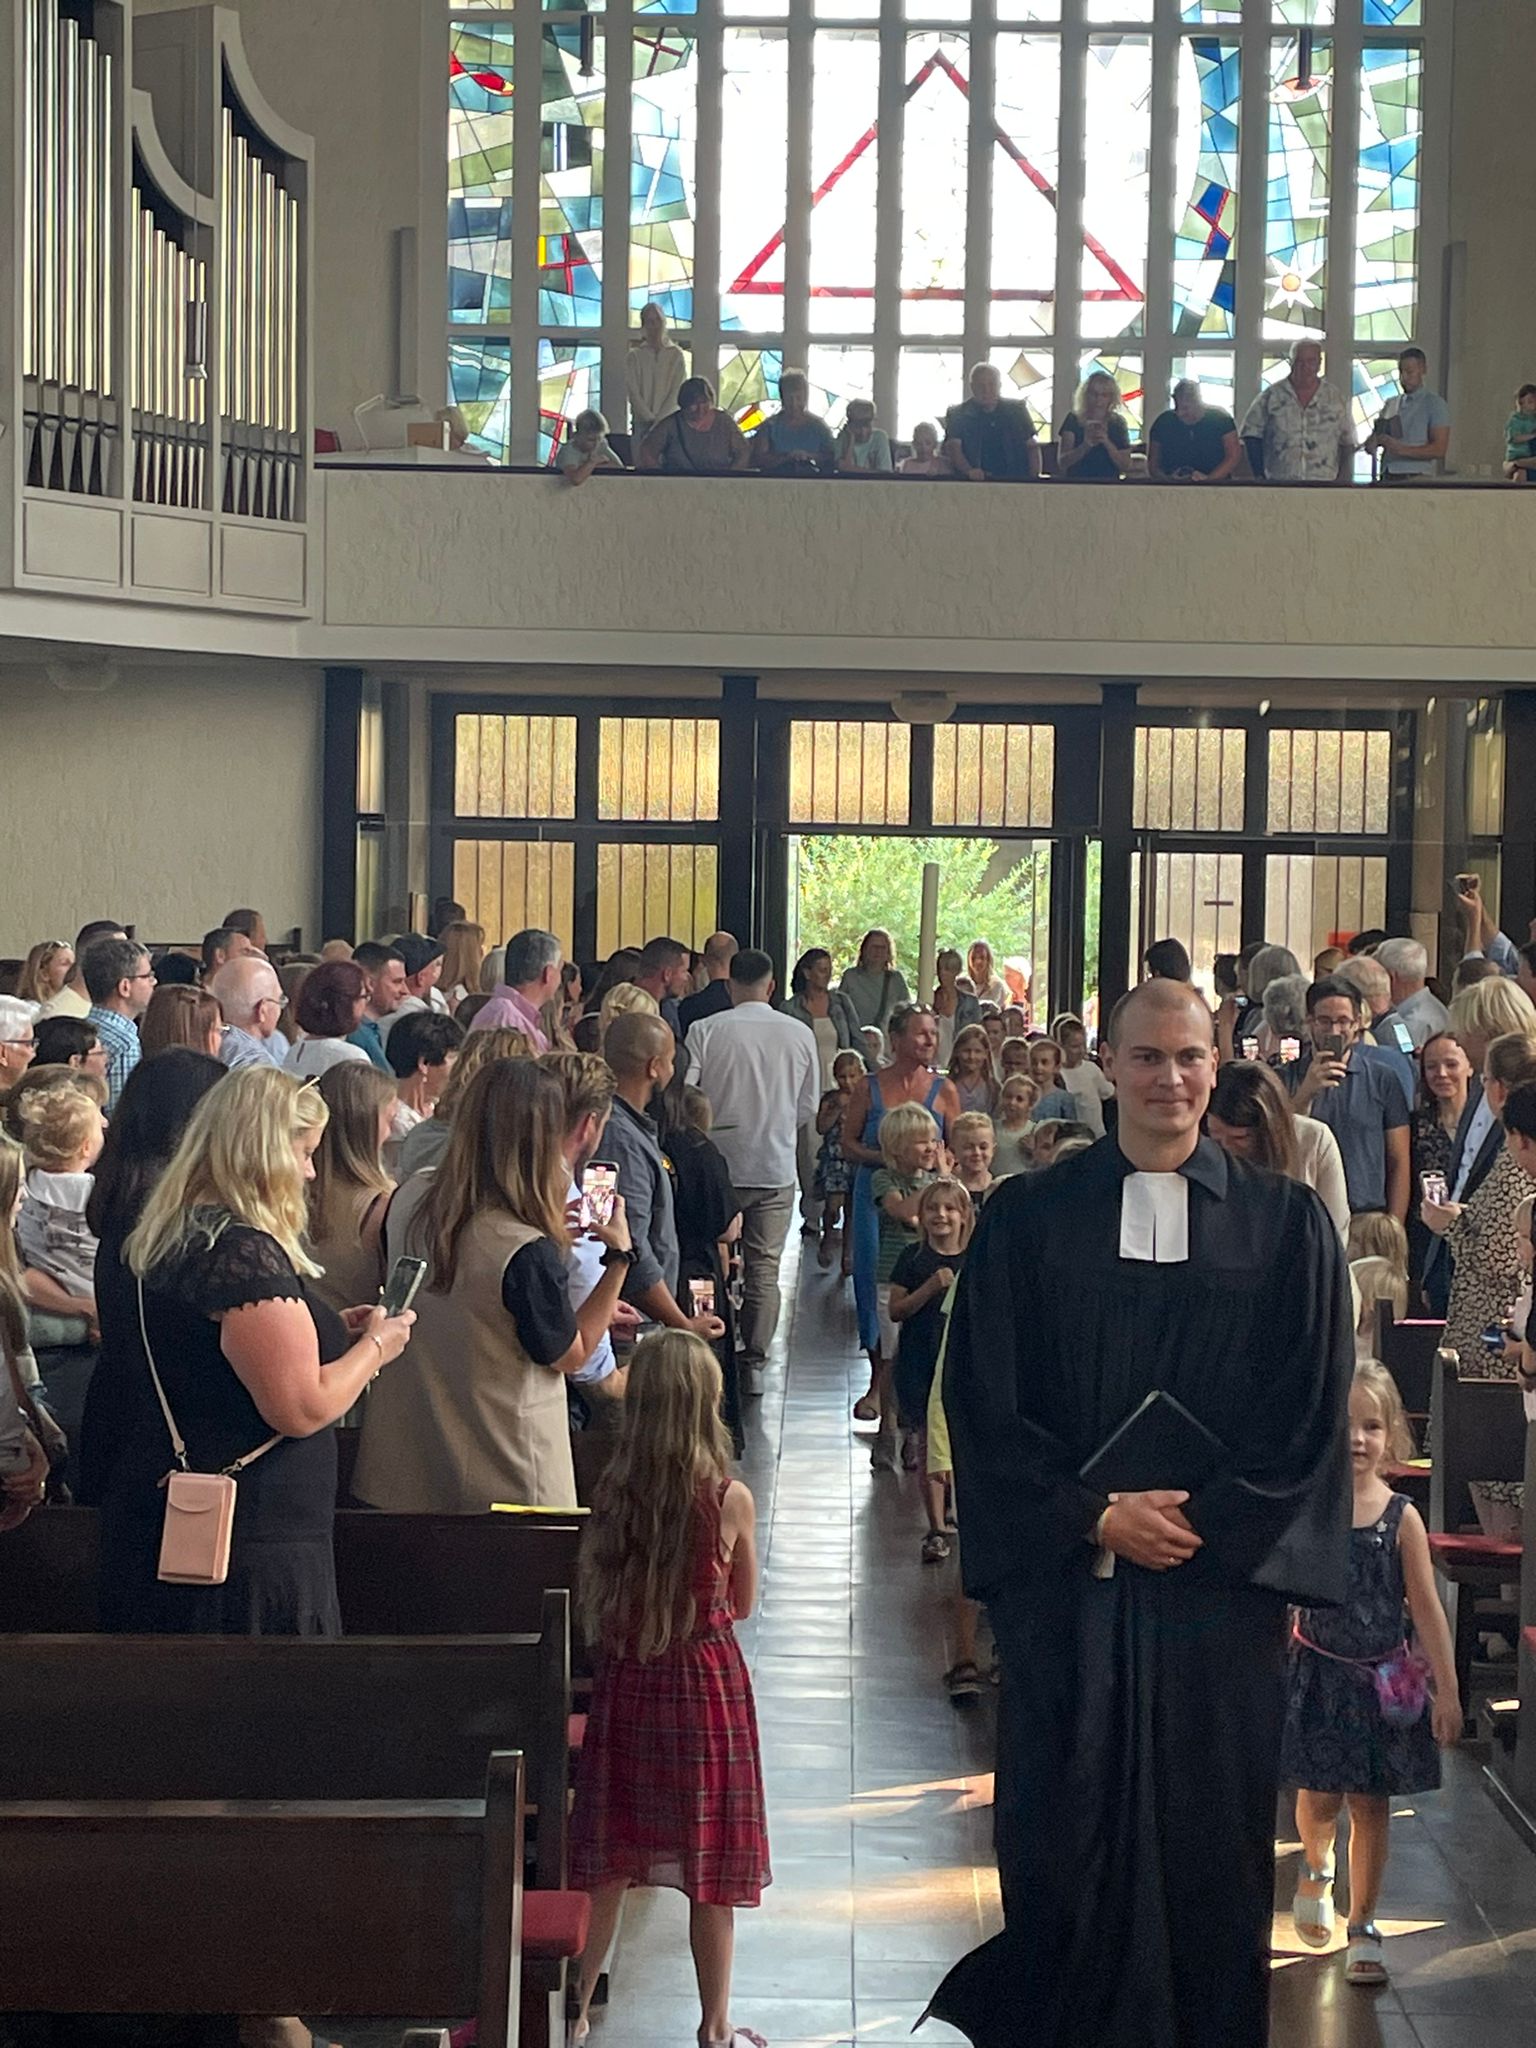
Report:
599,1243,1536,2048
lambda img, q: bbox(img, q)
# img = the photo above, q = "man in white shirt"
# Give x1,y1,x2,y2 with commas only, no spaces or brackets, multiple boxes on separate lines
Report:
686,948,819,1390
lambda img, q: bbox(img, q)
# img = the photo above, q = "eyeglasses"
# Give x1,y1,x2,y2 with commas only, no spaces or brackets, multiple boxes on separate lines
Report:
1,1036,36,1049
131,969,157,983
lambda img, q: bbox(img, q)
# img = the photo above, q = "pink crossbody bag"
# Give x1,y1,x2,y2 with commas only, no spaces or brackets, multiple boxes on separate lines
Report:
138,1276,282,1585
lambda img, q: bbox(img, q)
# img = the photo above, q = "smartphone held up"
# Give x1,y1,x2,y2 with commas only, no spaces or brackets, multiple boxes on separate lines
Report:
580,1162,618,1230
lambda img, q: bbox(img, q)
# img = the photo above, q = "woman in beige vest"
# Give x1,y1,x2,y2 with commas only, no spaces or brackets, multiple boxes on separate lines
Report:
308,1063,397,1317
353,1059,632,1512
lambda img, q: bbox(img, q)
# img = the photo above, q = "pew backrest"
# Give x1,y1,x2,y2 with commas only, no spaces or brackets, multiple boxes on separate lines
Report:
334,1510,582,1637
0,1592,569,1886
1428,1354,1526,1537
0,1751,525,2048
1374,1306,1444,1424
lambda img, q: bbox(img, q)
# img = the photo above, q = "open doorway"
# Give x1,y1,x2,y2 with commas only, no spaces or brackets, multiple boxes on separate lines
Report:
785,834,1053,1022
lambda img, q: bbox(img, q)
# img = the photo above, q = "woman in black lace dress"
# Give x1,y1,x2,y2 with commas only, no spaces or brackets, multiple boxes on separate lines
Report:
95,1066,416,1634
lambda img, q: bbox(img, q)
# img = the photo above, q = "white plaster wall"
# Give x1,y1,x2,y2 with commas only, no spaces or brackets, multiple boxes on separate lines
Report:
1446,1,1536,471
321,471,1536,666
134,0,432,440
0,665,323,953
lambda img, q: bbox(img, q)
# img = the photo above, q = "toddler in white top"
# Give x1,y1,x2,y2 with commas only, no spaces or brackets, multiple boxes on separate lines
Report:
1050,1012,1115,1138
15,1081,104,1316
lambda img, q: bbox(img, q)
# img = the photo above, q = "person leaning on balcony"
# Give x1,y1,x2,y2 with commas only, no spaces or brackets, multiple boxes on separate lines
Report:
942,363,1040,482
1146,378,1242,482
638,378,753,475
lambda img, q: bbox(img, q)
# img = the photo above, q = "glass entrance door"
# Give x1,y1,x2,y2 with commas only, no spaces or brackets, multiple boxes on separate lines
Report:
786,833,1053,1022
1130,844,1244,1005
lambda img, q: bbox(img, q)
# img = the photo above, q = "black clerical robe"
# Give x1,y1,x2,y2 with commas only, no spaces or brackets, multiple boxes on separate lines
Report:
930,1137,1352,2048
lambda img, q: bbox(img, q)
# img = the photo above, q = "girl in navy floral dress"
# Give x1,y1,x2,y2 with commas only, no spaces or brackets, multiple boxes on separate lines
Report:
1283,1363,1461,1987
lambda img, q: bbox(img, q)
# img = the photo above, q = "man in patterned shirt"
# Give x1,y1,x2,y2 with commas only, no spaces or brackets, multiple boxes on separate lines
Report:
1241,339,1355,482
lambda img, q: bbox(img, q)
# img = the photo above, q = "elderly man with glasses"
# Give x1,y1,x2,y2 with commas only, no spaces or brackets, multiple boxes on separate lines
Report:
210,954,290,1069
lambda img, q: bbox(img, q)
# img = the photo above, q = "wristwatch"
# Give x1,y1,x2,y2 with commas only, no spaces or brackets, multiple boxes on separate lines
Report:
601,1244,640,1269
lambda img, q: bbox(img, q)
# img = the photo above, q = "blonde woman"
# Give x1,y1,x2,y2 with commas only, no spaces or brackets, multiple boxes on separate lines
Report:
354,1059,632,1514
98,1067,416,1634
438,920,486,1012
17,939,73,1011
598,980,660,1040
308,1064,398,1317
1058,369,1133,481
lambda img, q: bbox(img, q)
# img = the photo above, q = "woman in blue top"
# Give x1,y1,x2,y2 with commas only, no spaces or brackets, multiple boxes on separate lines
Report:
838,1006,960,1421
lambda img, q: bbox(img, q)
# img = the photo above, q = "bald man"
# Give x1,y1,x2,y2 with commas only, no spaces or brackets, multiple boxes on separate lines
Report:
933,979,1351,2048
678,930,739,1036
602,1011,725,1343
209,954,288,1069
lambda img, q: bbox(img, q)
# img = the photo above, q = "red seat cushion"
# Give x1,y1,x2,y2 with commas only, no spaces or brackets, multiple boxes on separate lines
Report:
1427,1531,1523,1566
1524,1626,1536,1658
568,1712,587,1753
523,1888,591,1962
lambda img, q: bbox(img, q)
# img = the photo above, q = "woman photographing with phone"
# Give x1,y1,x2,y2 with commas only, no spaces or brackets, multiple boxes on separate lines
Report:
100,1066,417,1634
354,1058,633,1513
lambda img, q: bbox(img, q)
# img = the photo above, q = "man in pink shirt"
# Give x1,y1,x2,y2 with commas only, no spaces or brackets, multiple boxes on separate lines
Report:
468,927,563,1050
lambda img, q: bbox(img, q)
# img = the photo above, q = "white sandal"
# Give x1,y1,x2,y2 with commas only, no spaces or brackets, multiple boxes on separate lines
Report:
1344,1922,1388,1985
1291,1858,1335,1948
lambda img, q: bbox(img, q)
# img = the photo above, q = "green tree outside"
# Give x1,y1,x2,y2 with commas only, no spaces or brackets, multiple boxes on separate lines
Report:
790,834,1052,1011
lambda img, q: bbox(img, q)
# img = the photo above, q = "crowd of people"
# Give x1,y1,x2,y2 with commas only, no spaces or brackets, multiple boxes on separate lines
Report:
550,311,1493,488
3,879,1534,2046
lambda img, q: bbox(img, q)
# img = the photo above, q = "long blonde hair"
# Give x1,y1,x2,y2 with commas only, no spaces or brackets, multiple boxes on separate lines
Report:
126,1066,329,1279
17,940,71,1006
1353,1360,1415,1466
579,1331,734,1661
310,1063,396,1241
435,1025,531,1122
407,1058,568,1290
438,920,486,997
0,1135,25,1293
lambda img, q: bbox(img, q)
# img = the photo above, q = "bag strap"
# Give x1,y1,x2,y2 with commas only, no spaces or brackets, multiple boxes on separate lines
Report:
1292,1617,1410,1671
137,1274,282,1480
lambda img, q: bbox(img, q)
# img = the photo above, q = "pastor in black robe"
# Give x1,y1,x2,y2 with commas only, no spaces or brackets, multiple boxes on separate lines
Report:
930,1136,1353,2048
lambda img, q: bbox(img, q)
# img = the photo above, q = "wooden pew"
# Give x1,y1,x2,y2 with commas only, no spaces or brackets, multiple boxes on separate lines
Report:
1374,1305,1443,1433
1485,1407,1536,1847
334,1509,583,1639
0,1752,526,2048
1426,1353,1526,1726
0,1506,584,1651
0,1617,579,2047
0,1504,99,1632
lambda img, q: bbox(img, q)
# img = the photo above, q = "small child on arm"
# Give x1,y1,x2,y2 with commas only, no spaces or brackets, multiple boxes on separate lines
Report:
813,1049,865,1274
889,1178,972,1563
869,1102,944,1473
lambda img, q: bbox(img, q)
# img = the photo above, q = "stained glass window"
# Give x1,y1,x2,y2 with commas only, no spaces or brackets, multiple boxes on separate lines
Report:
1174,40,1239,340
810,31,880,337
992,36,1060,342
903,32,970,338
1130,852,1243,1001
1355,42,1421,345
1265,35,1332,342
447,7,1429,463
1081,37,1151,342
539,25,604,330
1464,699,1505,842
630,26,695,324
720,30,788,339
450,23,513,326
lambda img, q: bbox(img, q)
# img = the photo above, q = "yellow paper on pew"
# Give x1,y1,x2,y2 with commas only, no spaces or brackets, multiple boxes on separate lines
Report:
491,1501,591,1515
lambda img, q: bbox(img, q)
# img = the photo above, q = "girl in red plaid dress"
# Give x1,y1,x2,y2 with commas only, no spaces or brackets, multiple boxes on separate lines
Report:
570,1330,770,2048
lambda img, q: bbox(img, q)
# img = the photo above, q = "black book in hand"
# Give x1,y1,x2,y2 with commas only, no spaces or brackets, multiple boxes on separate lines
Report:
1079,1390,1229,1497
